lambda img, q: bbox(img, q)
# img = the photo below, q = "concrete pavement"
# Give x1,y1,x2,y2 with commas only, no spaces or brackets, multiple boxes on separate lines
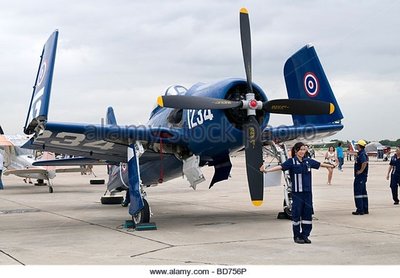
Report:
1,154,400,265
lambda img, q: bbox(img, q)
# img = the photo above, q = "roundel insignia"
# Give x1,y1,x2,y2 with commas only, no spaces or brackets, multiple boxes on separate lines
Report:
303,72,319,97
37,61,47,86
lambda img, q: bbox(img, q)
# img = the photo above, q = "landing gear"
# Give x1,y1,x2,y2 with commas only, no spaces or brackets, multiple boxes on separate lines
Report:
282,198,292,219
132,198,150,225
263,141,292,220
46,178,53,194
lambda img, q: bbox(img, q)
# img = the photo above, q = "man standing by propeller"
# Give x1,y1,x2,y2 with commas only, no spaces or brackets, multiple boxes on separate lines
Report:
260,142,334,244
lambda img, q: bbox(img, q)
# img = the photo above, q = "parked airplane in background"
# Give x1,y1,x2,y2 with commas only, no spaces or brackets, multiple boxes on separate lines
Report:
365,142,391,160
0,131,57,192
346,140,391,161
21,8,343,225
0,128,97,193
32,107,127,204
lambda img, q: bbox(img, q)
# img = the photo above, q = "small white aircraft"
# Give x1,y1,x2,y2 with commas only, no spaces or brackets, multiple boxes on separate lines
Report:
0,130,96,193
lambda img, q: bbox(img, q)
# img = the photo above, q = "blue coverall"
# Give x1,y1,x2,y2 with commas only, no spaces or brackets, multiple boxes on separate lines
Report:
389,154,400,203
281,157,320,240
353,149,369,213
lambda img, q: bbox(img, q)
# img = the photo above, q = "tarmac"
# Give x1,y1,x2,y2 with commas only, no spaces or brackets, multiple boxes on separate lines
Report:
1,153,400,266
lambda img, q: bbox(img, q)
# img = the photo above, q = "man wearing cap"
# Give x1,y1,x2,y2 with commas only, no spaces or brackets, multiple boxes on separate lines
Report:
352,140,369,215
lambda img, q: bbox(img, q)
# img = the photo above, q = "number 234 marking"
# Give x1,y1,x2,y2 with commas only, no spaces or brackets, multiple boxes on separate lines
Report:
36,130,115,150
187,109,214,129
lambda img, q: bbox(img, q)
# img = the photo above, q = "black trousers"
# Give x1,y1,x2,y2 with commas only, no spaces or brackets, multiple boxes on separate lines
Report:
390,175,400,203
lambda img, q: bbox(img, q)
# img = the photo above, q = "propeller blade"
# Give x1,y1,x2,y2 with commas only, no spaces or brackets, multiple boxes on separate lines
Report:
243,115,264,206
263,99,335,115
157,95,242,110
240,8,252,94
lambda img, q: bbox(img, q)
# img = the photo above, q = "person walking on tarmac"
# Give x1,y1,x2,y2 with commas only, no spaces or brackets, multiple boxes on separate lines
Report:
260,142,335,244
352,139,369,215
386,146,400,205
324,146,338,185
336,142,344,171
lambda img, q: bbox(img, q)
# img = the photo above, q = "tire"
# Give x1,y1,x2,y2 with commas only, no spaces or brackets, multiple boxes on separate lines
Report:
90,179,105,184
283,199,292,220
101,196,124,205
132,199,150,224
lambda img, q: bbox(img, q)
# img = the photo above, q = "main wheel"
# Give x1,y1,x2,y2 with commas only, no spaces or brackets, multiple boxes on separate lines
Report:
132,198,150,224
283,199,292,220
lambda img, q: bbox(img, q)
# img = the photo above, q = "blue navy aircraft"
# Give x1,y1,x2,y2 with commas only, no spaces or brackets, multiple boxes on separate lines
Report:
22,8,343,225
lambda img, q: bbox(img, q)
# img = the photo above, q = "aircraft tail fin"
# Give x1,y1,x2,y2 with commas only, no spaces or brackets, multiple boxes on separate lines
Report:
40,152,56,172
24,30,59,135
348,140,356,152
0,135,14,147
283,44,343,125
106,107,118,125
0,126,4,135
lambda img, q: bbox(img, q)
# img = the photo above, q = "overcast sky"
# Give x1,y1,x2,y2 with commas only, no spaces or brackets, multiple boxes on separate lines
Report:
1,0,399,141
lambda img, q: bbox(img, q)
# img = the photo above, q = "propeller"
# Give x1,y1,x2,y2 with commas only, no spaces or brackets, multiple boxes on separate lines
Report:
239,7,264,206
157,8,335,206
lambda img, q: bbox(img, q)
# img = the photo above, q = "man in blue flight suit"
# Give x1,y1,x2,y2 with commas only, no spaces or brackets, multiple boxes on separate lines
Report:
352,140,369,215
386,146,400,205
260,142,334,244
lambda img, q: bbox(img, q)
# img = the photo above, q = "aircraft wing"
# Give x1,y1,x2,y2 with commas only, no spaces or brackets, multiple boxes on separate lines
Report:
3,168,48,176
32,150,166,167
262,123,343,143
33,157,107,166
22,122,183,163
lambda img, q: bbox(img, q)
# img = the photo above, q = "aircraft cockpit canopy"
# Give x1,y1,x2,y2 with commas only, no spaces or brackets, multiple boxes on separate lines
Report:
164,85,188,96
150,85,188,119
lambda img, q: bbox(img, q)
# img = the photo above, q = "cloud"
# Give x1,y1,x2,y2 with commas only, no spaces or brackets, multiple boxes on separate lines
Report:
1,0,399,141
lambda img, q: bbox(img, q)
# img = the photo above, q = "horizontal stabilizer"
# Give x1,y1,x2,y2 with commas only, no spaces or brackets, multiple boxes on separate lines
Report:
262,123,343,143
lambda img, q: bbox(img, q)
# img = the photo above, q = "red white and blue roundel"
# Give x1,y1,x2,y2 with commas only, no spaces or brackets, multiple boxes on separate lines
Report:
303,72,319,97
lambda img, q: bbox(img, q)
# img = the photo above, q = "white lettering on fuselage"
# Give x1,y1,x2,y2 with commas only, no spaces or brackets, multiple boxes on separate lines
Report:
187,109,214,129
